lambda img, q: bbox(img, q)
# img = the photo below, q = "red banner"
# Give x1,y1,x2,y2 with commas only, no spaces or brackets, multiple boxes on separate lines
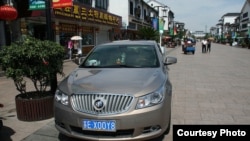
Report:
174,27,177,35
52,0,72,8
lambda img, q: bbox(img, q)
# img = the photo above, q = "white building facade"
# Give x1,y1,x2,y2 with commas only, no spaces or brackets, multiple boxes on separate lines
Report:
192,31,206,39
109,0,158,39
240,0,250,37
215,13,240,39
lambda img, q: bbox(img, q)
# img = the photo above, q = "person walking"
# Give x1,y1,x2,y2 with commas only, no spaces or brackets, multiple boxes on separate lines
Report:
207,39,211,53
201,39,207,53
67,40,73,59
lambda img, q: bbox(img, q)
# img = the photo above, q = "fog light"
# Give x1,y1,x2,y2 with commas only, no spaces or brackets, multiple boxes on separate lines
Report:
150,125,160,132
55,120,66,129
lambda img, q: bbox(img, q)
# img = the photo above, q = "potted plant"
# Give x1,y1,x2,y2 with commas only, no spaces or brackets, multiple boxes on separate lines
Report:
0,36,65,121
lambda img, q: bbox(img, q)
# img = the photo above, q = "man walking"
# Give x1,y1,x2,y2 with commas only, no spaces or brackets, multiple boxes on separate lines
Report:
201,39,207,53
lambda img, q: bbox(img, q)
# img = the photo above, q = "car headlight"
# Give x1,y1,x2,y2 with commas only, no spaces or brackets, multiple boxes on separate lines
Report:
136,86,165,109
55,90,69,105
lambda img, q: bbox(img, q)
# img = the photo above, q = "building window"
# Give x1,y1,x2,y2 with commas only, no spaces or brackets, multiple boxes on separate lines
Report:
95,0,108,10
130,1,134,15
80,26,94,45
82,33,94,45
243,12,248,18
135,6,141,18
242,23,247,29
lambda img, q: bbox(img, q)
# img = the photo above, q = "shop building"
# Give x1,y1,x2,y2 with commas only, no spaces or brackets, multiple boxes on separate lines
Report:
21,1,122,57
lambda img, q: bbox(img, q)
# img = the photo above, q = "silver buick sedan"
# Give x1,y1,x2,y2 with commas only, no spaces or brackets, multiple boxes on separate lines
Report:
54,40,177,141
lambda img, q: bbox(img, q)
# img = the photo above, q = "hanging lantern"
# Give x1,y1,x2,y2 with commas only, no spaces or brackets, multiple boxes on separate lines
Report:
0,4,18,21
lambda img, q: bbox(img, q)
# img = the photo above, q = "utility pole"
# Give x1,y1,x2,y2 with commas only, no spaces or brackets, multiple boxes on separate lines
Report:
0,21,6,49
45,0,52,41
0,0,6,49
45,0,57,94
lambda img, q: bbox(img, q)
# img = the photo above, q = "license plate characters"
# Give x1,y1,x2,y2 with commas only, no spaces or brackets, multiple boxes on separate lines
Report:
83,119,116,132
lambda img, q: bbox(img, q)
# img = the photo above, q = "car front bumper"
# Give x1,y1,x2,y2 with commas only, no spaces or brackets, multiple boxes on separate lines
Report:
54,97,171,141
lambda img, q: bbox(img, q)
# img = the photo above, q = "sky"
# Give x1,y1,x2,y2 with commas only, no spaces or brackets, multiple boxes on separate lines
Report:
157,0,246,32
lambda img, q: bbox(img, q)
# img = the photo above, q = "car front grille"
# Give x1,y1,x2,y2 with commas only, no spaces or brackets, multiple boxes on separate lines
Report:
71,93,134,115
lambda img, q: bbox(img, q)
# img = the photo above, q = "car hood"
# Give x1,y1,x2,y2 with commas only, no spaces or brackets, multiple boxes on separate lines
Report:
58,68,167,96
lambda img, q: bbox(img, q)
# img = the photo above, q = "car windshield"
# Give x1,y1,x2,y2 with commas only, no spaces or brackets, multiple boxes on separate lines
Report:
80,44,159,68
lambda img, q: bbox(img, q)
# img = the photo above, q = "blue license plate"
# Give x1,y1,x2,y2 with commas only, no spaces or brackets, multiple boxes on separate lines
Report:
82,119,116,132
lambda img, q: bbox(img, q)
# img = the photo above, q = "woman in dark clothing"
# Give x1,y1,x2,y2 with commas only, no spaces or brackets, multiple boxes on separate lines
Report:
207,39,211,53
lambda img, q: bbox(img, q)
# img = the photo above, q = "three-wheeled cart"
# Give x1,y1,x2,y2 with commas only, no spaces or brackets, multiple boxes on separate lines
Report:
183,41,195,54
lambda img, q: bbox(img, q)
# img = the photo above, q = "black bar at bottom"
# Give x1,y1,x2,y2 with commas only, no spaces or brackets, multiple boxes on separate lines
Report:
173,125,250,141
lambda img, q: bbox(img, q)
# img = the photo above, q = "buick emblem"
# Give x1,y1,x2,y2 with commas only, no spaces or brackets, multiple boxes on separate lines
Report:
93,98,106,110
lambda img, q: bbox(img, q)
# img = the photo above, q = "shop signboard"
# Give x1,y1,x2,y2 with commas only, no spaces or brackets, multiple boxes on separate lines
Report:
29,0,72,10
52,0,73,8
29,0,45,10
53,4,121,27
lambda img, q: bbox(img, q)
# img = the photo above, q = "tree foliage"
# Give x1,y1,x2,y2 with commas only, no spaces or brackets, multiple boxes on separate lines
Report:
0,36,65,98
137,27,159,41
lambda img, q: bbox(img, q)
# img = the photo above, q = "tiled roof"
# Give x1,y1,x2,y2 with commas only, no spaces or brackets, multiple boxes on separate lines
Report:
222,13,240,17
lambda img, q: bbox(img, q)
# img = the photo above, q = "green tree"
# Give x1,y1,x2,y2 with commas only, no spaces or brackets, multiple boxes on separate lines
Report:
3,0,59,94
0,36,65,98
137,27,159,41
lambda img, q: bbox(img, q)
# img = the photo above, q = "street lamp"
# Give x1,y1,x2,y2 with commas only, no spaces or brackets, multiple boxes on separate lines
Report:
153,5,169,46
153,5,169,18
0,20,5,48
45,0,57,94
162,6,169,18
159,18,164,46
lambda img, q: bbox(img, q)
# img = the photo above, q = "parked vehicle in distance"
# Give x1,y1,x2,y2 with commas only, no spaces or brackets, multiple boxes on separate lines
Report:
183,40,195,54
54,40,177,141
167,41,177,48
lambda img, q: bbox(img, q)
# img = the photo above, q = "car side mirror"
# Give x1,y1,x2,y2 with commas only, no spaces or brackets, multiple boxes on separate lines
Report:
79,56,86,65
164,56,177,65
